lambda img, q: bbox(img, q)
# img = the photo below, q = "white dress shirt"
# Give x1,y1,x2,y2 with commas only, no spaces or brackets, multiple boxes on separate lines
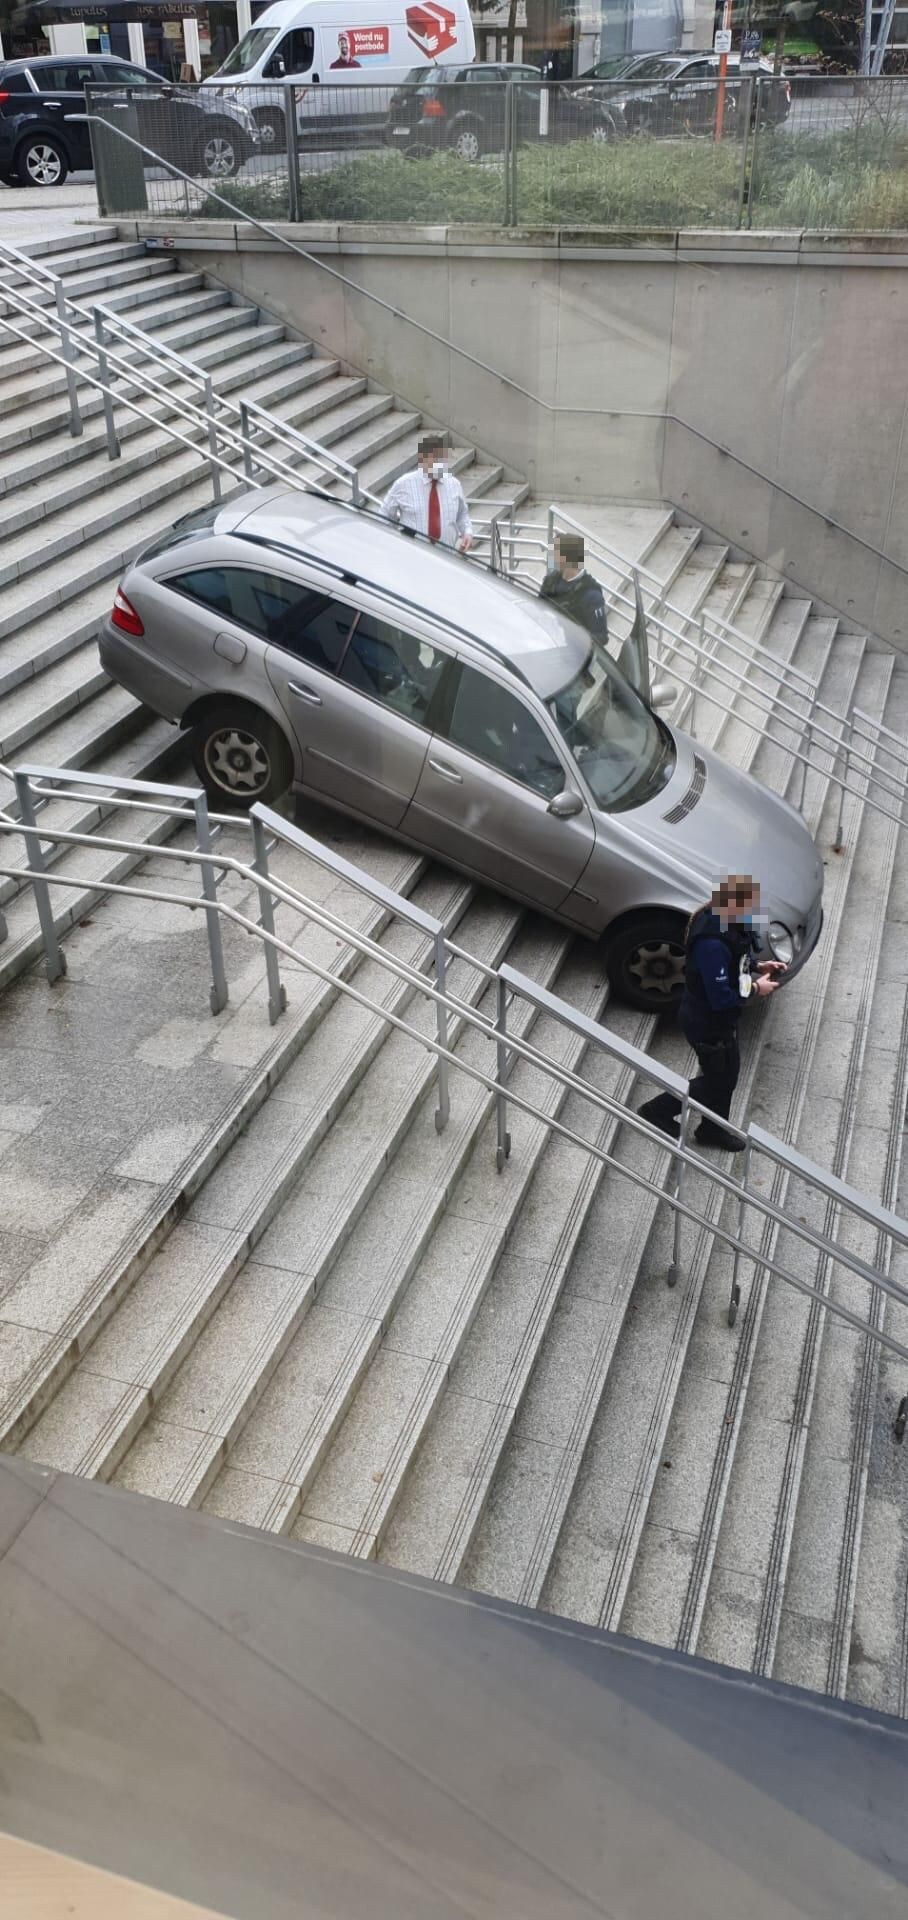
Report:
381,467,474,549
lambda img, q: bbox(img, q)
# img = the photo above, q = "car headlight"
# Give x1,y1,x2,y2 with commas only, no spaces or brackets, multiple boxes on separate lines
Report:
768,921,794,965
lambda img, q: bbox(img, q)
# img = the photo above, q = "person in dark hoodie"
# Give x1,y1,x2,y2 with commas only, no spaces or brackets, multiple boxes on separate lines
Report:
638,873,785,1149
539,533,608,642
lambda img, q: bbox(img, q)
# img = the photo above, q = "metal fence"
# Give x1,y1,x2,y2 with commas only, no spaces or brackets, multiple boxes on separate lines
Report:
86,73,908,232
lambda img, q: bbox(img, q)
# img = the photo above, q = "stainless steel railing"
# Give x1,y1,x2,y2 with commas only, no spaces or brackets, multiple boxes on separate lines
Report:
1,762,907,1387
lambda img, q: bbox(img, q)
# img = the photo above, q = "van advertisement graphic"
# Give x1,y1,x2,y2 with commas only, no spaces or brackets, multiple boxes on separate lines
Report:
329,25,391,65
406,2,459,57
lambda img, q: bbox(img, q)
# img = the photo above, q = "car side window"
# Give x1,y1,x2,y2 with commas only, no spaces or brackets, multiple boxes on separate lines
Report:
467,67,502,81
105,66,158,86
339,614,448,724
4,72,32,93
443,665,565,798
265,29,313,75
62,63,96,90
165,565,354,671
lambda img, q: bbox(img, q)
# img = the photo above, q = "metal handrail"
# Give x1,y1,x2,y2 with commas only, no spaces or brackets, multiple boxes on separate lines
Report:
2,763,907,1385
0,236,375,509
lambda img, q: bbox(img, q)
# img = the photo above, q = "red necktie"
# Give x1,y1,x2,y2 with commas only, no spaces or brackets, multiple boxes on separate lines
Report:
428,478,441,543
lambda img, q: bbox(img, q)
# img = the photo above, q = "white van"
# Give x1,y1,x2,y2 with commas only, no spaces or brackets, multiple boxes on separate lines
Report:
206,0,475,147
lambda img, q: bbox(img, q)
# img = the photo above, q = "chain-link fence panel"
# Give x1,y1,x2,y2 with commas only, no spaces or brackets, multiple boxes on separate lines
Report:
511,78,753,229
87,82,292,220
748,75,908,230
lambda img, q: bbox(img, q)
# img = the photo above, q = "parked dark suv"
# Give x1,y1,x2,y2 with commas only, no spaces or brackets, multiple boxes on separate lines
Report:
0,54,260,188
386,61,619,162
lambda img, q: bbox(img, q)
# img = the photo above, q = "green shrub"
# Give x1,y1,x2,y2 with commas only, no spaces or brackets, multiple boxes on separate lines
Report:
194,123,908,233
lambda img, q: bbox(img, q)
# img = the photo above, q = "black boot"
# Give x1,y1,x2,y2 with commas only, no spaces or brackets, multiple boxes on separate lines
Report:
638,1097,680,1141
694,1119,745,1152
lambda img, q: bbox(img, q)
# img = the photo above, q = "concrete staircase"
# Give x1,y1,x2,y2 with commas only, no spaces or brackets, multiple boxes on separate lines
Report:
0,222,527,987
2,225,908,1720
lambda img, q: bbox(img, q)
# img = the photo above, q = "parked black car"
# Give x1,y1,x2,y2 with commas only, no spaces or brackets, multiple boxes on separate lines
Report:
386,61,619,163
570,50,790,136
0,54,260,188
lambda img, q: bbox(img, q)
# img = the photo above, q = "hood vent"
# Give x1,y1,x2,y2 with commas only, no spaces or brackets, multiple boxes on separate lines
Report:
662,753,706,826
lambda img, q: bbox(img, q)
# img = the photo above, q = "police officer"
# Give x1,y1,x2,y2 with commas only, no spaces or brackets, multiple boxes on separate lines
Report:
638,874,785,1149
539,534,608,642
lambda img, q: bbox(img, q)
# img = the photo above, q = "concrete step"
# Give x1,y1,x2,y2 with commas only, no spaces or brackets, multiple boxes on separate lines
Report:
0,250,177,324
17,225,119,261
190,915,571,1537
0,271,212,406
0,828,436,1451
0,321,298,499
25,881,517,1496
0,288,238,424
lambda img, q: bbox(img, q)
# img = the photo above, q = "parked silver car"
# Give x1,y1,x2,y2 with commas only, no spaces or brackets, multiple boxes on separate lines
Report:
100,488,824,1010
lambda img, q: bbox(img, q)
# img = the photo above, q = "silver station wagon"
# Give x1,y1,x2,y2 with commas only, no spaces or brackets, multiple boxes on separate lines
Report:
101,488,824,1010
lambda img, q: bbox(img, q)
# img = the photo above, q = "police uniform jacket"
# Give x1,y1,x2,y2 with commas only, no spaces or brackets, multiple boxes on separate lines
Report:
539,568,608,642
680,908,760,1044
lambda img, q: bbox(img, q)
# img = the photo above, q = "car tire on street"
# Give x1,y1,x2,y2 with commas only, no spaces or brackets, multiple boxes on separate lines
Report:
604,910,688,1011
192,702,293,808
16,135,68,187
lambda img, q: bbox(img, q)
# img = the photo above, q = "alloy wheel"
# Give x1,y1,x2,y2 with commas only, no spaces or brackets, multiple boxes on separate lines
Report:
25,143,63,186
205,726,270,796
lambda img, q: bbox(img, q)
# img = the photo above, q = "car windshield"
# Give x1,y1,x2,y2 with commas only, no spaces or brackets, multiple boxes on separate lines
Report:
216,27,277,74
547,638,675,813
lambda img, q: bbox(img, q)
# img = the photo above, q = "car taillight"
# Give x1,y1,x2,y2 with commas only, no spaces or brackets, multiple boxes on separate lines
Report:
0,91,10,104
111,588,144,636
422,96,446,117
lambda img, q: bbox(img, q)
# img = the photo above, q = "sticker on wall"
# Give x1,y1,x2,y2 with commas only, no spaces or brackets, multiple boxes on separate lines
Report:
329,25,391,65
406,2,458,58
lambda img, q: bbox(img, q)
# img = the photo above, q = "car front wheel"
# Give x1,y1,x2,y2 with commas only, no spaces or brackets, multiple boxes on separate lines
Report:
192,703,293,808
17,136,68,188
199,124,242,178
604,911,687,1012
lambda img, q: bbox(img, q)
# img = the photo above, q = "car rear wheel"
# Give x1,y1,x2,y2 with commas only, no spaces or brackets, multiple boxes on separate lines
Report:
604,911,687,1012
17,136,68,188
199,124,241,179
450,121,482,162
192,703,292,808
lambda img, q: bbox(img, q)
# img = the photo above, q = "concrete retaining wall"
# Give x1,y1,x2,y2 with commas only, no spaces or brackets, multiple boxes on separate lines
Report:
133,222,908,647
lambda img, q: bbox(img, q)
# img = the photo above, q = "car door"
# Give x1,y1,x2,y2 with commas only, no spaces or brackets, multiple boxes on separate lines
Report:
403,660,595,909
39,61,96,166
667,58,714,132
266,596,450,828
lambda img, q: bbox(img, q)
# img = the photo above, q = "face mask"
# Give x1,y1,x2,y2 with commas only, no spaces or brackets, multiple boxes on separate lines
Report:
430,461,447,479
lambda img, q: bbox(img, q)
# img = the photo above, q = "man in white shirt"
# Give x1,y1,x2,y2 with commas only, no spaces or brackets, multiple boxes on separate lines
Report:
381,436,475,552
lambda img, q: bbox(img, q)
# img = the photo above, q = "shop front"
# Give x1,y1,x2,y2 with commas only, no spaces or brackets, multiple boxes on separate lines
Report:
3,0,257,73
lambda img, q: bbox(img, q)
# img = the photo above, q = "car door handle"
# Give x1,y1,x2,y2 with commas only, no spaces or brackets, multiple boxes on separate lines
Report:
428,756,462,784
288,680,322,706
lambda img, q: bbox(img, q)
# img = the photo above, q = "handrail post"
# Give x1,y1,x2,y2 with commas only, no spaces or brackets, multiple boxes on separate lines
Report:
503,80,513,226
93,306,120,460
834,712,853,851
728,1138,752,1325
667,1093,689,1288
55,277,83,439
204,374,222,503
239,400,255,481
14,770,66,984
433,927,450,1133
286,86,301,224
193,792,229,1015
251,813,287,1025
495,974,512,1173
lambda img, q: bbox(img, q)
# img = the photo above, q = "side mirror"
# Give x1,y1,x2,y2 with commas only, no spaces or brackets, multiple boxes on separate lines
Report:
548,789,584,819
650,679,677,713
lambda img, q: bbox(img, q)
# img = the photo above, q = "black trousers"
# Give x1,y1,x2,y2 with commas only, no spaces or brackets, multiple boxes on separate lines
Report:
642,1030,740,1129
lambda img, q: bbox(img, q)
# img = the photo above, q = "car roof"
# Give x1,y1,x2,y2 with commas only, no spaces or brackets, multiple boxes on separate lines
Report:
212,488,590,700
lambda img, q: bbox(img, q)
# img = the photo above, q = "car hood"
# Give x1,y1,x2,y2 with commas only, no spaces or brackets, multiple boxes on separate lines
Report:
628,728,824,931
